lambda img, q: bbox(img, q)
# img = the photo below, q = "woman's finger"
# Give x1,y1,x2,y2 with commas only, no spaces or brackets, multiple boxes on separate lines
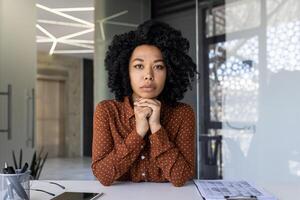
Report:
134,105,152,115
138,98,159,106
134,102,157,110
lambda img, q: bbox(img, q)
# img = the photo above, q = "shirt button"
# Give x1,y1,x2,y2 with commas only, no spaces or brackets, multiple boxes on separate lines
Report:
141,172,146,177
141,155,145,160
140,145,144,149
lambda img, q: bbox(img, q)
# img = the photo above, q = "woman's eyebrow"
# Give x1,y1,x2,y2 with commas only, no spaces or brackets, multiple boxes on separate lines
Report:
154,59,164,63
131,58,164,63
131,58,144,62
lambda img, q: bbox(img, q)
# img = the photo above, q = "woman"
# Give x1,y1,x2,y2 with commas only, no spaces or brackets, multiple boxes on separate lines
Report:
92,20,197,187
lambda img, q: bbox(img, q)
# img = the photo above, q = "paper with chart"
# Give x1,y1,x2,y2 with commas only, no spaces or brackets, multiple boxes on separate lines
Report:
194,180,277,200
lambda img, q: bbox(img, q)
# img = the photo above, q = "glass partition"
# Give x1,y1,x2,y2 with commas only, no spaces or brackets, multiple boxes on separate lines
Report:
197,0,300,184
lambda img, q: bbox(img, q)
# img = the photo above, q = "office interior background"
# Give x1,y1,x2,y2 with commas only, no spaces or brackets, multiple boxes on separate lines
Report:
0,0,299,186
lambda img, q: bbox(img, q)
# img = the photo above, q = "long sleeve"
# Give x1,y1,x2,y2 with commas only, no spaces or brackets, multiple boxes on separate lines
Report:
149,105,195,187
92,102,145,186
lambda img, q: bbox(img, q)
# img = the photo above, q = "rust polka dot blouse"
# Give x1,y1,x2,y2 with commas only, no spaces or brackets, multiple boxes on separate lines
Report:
92,96,195,187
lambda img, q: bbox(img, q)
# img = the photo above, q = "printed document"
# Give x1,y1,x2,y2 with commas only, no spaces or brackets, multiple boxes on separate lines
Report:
193,180,277,200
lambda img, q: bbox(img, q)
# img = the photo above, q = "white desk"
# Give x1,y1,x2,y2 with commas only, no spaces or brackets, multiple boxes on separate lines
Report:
256,182,300,200
30,180,299,200
30,180,201,200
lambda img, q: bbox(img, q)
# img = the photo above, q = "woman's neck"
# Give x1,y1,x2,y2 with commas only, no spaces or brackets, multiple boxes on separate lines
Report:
131,93,140,102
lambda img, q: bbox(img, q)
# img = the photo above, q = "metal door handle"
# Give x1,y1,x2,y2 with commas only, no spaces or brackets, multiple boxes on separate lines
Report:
0,84,12,140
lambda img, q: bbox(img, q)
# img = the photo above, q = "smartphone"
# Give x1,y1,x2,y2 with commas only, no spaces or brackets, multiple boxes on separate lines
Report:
51,192,104,200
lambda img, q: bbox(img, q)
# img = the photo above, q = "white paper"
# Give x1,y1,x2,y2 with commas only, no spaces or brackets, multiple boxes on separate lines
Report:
193,180,277,200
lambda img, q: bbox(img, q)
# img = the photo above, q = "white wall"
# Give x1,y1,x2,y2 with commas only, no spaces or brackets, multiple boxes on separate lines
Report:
0,0,36,165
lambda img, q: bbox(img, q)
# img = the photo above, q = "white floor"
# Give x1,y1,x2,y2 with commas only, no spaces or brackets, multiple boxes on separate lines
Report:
39,157,95,180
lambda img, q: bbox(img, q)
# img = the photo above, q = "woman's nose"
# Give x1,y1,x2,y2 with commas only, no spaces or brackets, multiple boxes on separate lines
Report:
144,73,154,81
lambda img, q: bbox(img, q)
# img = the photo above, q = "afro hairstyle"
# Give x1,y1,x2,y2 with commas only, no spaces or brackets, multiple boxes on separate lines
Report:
104,19,197,105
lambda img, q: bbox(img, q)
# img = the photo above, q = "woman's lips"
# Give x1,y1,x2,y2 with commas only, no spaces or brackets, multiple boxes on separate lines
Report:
140,85,155,92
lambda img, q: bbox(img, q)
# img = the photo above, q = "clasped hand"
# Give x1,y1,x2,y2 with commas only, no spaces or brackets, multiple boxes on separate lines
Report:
133,98,162,137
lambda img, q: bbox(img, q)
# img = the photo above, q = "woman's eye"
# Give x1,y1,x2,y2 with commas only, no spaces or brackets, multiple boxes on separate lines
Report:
154,65,165,70
134,64,143,69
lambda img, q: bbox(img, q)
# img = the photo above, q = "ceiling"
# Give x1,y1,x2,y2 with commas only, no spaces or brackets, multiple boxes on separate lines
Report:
36,0,94,59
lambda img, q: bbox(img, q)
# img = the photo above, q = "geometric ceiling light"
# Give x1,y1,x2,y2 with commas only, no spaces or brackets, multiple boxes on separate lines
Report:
36,4,94,55
52,7,95,12
36,4,138,55
97,10,138,41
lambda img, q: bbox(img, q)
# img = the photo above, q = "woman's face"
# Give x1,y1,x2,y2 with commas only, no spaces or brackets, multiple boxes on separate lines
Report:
129,44,167,100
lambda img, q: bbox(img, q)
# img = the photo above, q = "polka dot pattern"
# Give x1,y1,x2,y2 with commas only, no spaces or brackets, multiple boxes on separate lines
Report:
91,96,195,187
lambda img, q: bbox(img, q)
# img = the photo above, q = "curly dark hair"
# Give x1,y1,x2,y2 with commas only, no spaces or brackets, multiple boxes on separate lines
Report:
105,20,197,105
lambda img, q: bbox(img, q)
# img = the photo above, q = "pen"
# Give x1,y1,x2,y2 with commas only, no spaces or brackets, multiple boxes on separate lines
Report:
34,156,42,178
37,152,48,179
30,151,37,178
12,150,18,169
224,195,257,200
20,163,29,173
19,149,23,169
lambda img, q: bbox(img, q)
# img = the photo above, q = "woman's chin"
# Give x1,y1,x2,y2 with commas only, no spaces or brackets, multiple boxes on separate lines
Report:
137,93,158,99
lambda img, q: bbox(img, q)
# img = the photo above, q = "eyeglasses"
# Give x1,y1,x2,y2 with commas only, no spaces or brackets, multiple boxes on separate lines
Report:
30,181,65,197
